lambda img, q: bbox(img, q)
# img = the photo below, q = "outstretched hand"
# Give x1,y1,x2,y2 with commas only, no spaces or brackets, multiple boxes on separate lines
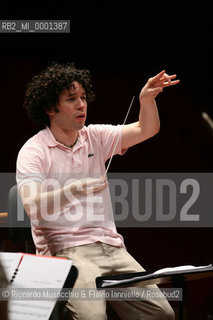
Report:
140,70,180,101
73,176,108,196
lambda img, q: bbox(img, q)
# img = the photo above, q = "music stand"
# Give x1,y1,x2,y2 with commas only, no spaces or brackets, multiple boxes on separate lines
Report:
96,269,213,320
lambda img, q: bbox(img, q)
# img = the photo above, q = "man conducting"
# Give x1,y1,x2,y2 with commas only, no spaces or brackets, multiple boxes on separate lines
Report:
16,62,179,319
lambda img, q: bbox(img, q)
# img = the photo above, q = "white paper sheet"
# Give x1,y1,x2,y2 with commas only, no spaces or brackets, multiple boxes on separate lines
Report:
0,252,73,320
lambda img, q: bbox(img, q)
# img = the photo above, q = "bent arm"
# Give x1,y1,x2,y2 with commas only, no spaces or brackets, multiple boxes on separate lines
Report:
19,176,107,220
122,70,180,149
122,98,160,149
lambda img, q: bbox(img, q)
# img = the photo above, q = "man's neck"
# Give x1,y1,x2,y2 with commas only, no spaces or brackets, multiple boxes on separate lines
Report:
49,125,79,148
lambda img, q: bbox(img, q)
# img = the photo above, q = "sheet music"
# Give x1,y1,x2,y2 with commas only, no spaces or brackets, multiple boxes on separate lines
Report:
4,253,73,320
12,254,72,288
0,252,23,282
153,264,213,275
101,264,213,287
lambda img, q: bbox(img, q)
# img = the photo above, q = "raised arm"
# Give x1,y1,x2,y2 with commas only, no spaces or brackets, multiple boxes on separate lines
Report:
122,70,180,149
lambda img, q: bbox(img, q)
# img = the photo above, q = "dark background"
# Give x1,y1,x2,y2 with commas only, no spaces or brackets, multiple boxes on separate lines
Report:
0,1,213,319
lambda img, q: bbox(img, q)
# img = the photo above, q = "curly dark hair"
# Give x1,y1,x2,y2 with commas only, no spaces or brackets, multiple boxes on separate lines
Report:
23,62,95,127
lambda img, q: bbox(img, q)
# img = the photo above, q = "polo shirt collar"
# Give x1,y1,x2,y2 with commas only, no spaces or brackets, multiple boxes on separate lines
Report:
43,126,87,148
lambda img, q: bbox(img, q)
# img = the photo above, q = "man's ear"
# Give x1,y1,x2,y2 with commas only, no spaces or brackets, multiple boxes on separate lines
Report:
46,106,55,116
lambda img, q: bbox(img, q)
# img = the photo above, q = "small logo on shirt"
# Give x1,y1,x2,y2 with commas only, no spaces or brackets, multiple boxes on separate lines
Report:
88,153,94,157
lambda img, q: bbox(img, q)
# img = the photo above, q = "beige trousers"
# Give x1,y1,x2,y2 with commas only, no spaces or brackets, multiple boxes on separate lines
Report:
56,243,175,320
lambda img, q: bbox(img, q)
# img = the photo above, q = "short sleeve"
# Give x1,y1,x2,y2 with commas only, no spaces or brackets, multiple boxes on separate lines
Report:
89,124,127,162
16,142,46,190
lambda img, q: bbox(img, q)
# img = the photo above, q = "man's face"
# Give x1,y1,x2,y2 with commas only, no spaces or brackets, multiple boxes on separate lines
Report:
49,81,87,131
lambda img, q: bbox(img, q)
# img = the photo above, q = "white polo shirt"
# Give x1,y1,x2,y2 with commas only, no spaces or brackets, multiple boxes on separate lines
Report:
16,125,126,255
